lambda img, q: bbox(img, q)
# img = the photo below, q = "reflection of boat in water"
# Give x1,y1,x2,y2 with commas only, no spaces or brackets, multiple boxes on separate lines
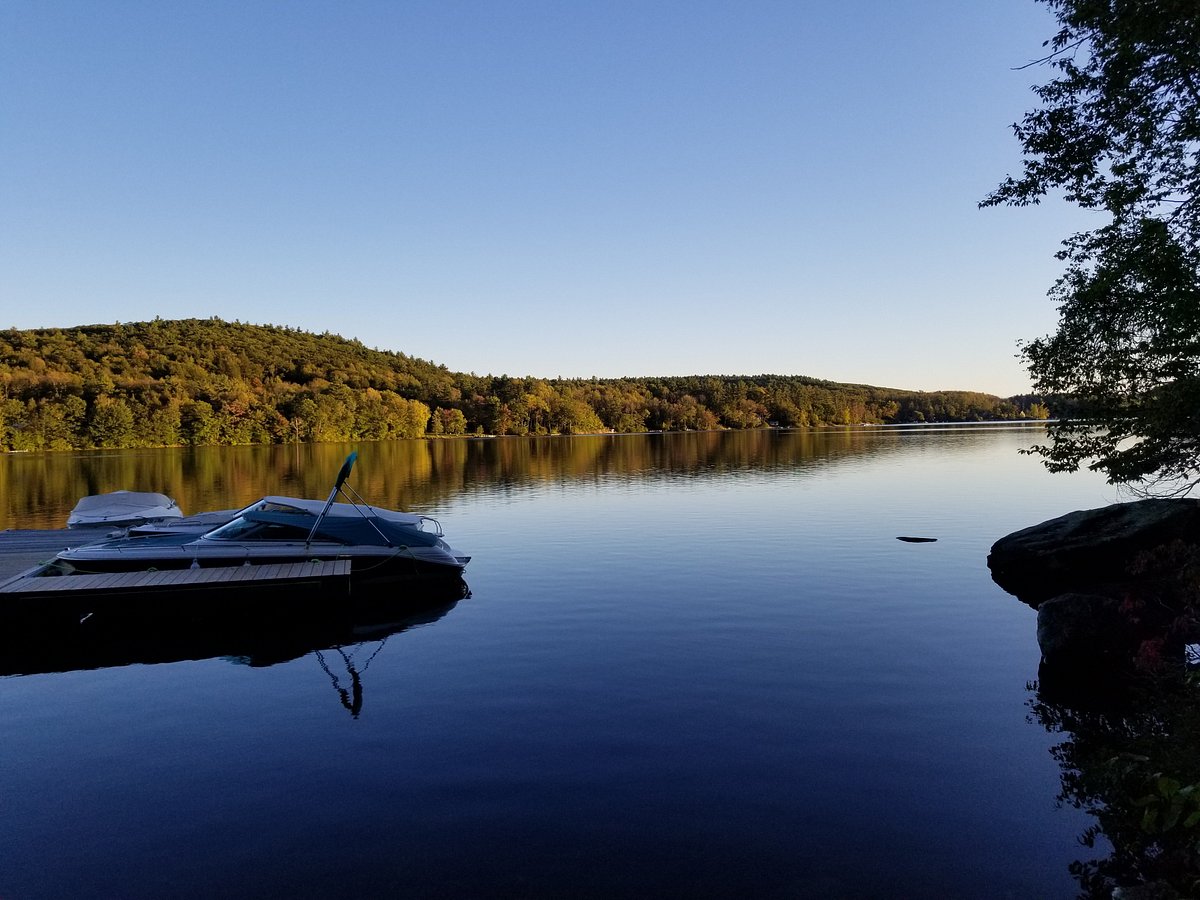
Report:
0,578,468,680
1,453,470,613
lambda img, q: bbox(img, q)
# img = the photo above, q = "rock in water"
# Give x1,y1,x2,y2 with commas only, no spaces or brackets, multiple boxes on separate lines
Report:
987,498,1200,606
1036,592,1131,667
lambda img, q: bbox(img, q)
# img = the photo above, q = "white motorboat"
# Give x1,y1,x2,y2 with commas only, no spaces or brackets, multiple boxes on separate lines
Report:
67,491,183,529
50,454,470,587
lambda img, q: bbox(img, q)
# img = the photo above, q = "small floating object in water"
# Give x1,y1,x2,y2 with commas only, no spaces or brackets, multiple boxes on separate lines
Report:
896,536,937,543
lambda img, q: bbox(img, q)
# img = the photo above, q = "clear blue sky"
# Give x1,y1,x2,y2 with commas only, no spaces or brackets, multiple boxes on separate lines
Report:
1,0,1090,396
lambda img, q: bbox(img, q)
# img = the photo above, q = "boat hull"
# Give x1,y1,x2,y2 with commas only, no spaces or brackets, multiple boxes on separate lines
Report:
54,533,468,585
0,556,469,632
55,548,465,583
0,583,468,677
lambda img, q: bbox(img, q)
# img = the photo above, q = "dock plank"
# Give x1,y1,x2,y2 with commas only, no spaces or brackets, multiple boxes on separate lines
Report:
0,528,113,581
0,559,351,595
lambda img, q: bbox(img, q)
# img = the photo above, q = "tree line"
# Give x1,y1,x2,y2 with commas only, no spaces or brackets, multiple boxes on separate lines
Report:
0,318,1048,451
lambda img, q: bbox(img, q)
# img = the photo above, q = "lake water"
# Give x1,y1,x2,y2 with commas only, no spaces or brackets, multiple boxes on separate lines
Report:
0,427,1120,898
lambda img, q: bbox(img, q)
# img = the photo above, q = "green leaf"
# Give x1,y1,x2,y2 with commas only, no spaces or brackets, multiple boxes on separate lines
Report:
1163,802,1183,831
1143,807,1159,832
1158,776,1181,798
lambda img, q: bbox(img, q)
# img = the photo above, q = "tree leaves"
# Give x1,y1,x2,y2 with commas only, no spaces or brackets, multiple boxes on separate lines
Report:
987,0,1200,490
0,319,1048,450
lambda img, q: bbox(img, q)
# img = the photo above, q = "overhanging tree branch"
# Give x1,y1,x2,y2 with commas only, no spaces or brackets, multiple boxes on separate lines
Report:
986,0,1200,491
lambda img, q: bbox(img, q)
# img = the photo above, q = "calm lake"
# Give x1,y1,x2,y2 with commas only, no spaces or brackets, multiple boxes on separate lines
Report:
0,427,1119,898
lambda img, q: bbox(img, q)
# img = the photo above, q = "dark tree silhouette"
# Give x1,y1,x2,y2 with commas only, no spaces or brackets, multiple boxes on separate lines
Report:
984,0,1200,490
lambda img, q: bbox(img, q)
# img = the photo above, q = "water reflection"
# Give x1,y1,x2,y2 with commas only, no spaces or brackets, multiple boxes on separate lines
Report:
0,580,469,718
312,644,382,719
0,424,1112,898
0,425,1049,529
1027,669,1200,897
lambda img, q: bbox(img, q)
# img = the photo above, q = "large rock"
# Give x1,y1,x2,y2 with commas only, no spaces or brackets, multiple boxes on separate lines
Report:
1036,592,1136,668
988,498,1200,606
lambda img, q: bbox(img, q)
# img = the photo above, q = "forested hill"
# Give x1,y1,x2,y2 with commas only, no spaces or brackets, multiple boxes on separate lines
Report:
0,319,1047,450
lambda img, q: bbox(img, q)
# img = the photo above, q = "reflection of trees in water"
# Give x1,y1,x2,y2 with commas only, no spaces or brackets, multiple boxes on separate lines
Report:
1028,671,1200,897
0,425,1047,529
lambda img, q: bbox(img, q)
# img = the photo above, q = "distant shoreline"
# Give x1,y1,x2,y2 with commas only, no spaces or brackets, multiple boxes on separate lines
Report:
0,319,1053,452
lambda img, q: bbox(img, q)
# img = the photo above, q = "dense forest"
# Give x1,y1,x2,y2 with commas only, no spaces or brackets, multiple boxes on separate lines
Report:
0,319,1049,451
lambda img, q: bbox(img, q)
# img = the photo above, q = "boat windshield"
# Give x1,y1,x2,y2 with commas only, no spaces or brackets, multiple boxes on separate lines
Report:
202,516,313,543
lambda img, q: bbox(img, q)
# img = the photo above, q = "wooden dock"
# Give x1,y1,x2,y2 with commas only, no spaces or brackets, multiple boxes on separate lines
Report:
0,528,96,580
0,559,352,596
0,529,352,602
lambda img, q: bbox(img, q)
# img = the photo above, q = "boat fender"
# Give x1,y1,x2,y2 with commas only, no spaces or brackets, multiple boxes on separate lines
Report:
190,559,200,569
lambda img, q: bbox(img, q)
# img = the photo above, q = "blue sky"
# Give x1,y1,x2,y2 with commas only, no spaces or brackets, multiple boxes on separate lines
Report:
1,0,1090,396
